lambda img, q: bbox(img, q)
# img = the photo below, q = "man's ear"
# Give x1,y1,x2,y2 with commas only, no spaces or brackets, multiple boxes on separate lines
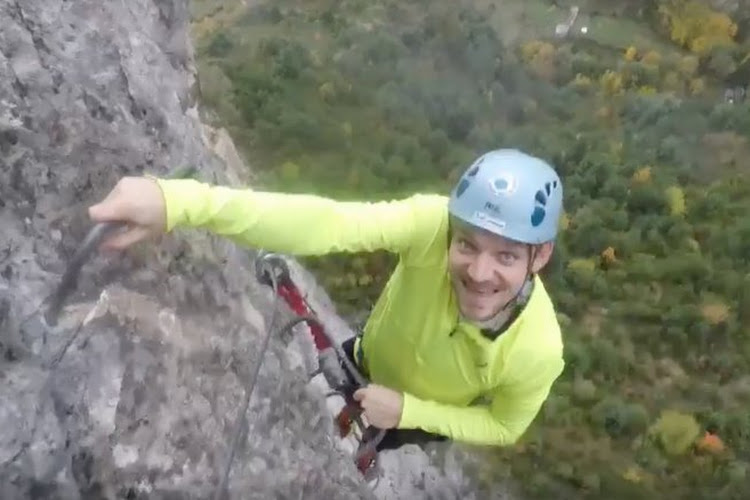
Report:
531,242,555,273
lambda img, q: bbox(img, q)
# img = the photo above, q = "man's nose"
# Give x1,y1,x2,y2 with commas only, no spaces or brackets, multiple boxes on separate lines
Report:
466,253,494,282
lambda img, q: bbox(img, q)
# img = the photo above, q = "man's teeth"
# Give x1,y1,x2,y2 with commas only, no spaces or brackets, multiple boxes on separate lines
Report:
463,281,498,294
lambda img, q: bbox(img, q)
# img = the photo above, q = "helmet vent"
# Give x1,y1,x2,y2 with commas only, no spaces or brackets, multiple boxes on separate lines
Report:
531,187,549,227
535,190,547,205
531,205,546,227
532,179,559,227
455,156,485,198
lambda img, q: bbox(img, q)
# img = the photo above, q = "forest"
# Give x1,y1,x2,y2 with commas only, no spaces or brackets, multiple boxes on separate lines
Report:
189,0,750,498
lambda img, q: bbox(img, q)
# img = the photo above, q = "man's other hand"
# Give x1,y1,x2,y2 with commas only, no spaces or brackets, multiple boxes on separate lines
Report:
353,384,404,429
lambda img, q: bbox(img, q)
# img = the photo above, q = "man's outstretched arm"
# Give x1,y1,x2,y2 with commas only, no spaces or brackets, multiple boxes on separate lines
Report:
155,178,445,257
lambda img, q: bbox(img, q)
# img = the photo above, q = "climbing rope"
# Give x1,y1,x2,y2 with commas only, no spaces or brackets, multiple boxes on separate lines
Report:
212,253,385,499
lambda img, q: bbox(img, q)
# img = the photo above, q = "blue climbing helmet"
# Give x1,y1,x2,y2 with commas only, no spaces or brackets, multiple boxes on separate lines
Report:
448,149,563,244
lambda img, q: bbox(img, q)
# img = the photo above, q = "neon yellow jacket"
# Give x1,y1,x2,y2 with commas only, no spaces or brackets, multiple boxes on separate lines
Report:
156,179,565,446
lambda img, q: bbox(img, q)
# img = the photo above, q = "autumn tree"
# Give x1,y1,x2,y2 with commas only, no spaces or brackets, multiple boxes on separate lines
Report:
657,0,738,56
520,40,558,83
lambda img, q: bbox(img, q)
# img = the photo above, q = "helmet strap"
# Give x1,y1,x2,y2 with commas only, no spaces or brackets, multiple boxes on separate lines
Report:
500,244,536,311
475,245,536,338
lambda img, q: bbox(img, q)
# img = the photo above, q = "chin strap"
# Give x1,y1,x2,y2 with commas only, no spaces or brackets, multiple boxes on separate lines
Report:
495,243,538,313
470,277,533,335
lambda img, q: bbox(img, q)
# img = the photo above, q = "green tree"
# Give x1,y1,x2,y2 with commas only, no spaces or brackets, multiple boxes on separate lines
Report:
205,32,233,58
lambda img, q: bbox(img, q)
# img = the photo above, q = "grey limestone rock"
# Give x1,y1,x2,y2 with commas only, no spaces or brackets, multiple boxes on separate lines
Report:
0,0,372,498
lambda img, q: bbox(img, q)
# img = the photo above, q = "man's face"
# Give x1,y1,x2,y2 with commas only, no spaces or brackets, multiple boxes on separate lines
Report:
447,221,553,322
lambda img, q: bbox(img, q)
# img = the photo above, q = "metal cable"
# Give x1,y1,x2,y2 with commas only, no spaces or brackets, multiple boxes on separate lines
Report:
213,258,280,500
212,256,385,499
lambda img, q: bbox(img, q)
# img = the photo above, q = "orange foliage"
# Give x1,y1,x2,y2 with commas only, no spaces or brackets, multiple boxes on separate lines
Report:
520,40,557,82
701,302,729,325
601,247,617,267
696,432,725,455
632,166,652,184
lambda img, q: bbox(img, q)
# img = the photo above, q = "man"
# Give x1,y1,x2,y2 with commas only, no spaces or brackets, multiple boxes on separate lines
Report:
88,148,565,451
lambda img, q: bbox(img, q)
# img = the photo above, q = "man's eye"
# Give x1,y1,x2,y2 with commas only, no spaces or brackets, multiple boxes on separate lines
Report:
458,238,473,251
498,252,517,264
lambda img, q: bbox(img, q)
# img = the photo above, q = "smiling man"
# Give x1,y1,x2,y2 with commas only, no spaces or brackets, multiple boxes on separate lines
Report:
87,148,565,452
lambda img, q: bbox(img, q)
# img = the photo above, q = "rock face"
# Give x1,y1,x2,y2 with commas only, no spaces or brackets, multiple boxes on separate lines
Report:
0,1,372,498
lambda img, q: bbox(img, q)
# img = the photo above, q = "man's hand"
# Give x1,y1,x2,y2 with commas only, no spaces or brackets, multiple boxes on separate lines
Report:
353,384,404,429
88,176,168,250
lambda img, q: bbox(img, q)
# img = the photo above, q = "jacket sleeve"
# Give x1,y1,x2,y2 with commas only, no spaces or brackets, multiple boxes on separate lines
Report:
155,178,445,258
397,354,564,446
